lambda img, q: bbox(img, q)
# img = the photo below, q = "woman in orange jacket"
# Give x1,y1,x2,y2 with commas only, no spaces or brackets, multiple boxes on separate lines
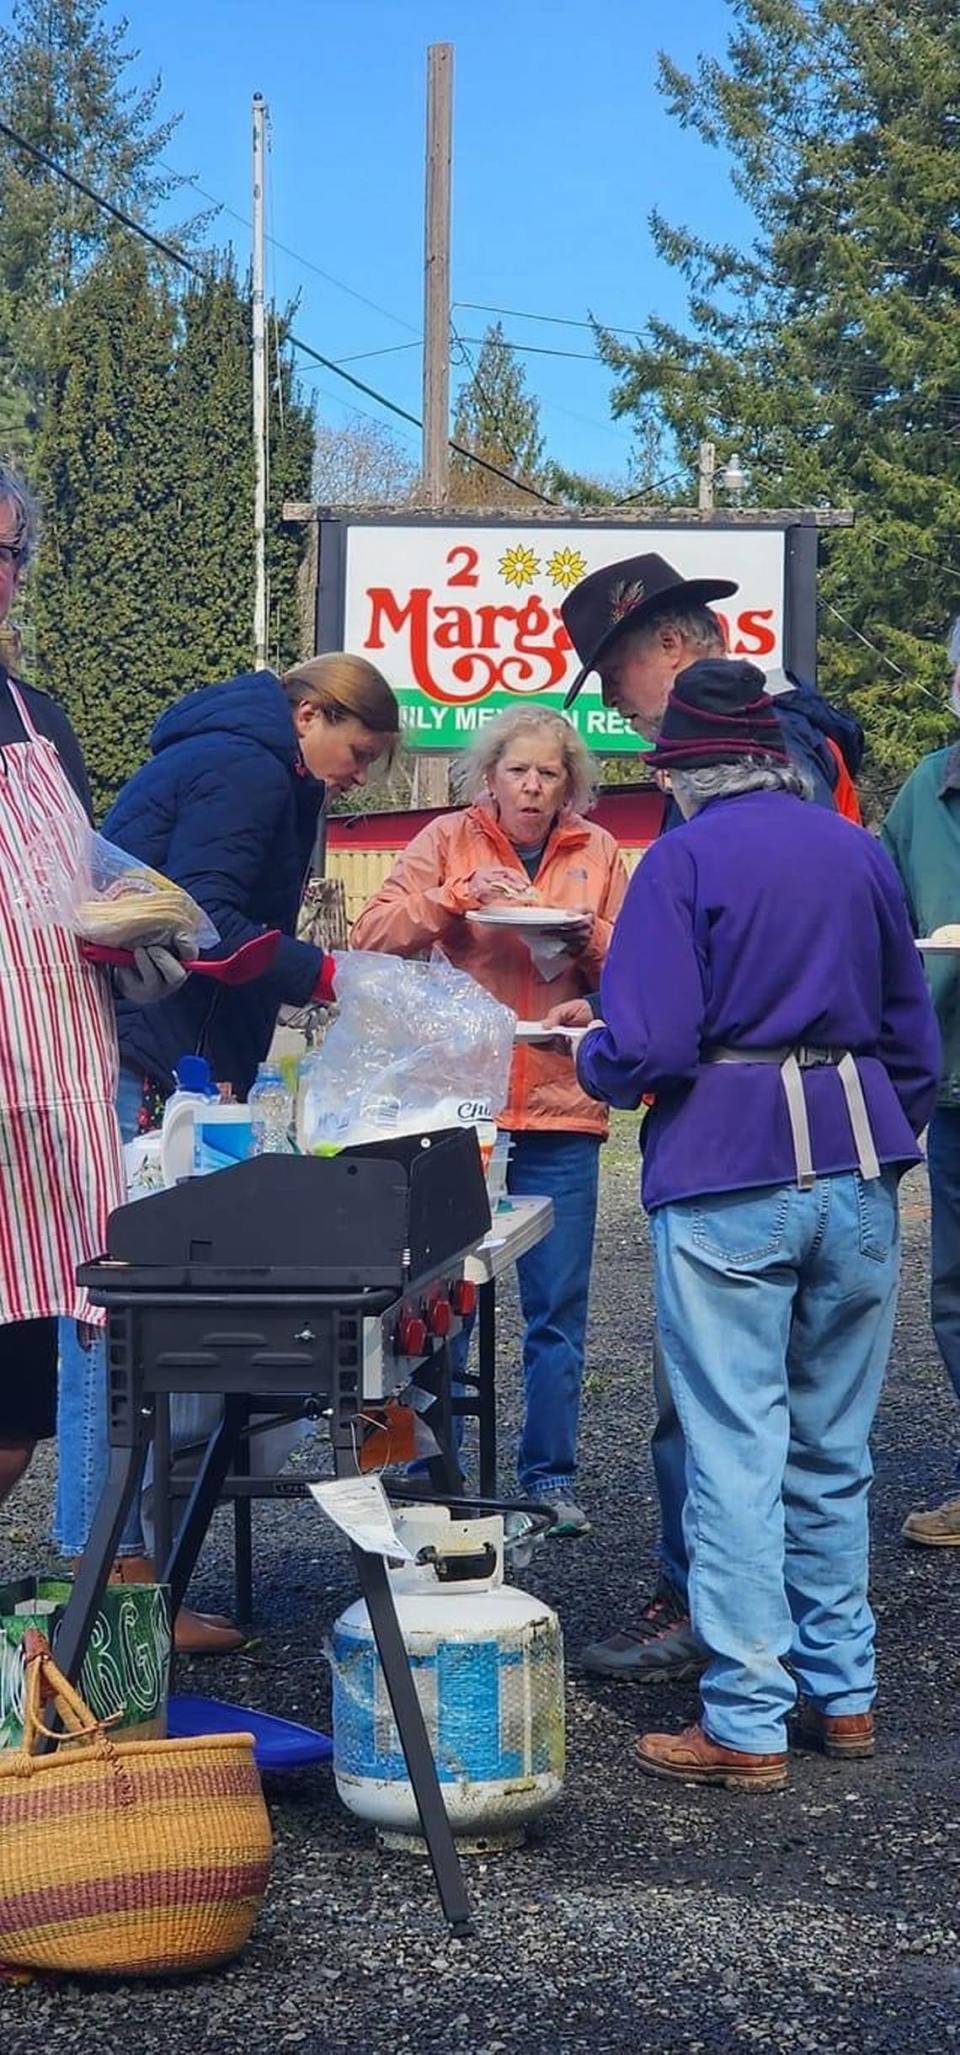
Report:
352,707,628,1534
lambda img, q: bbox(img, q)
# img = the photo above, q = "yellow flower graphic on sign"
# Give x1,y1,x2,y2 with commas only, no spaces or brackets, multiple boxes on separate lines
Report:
546,546,588,591
499,544,540,589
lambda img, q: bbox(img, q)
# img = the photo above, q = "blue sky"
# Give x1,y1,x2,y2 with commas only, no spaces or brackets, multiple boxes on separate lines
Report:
106,1,752,482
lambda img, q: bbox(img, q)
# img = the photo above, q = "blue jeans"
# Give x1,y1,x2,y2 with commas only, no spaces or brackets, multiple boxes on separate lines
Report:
56,1065,148,1556
650,1171,900,1754
926,1107,960,1478
447,1130,600,1499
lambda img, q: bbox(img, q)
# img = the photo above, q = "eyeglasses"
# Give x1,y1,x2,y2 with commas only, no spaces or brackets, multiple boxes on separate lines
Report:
0,543,24,570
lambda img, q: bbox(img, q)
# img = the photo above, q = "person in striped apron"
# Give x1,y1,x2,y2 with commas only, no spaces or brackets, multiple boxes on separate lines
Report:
0,468,183,1515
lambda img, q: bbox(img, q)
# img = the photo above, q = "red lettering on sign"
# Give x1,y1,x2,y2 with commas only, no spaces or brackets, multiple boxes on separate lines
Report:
733,609,776,657
446,545,480,588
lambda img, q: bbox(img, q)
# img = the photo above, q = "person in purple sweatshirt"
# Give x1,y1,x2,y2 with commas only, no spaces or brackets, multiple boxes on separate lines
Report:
576,659,940,1788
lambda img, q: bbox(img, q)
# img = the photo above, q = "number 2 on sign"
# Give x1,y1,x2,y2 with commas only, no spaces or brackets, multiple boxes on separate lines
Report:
447,544,479,588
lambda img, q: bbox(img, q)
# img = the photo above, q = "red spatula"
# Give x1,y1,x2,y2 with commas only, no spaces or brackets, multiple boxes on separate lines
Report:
80,929,283,986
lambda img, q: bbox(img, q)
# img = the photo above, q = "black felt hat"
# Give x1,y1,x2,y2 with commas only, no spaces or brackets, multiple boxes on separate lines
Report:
645,659,789,771
560,551,738,709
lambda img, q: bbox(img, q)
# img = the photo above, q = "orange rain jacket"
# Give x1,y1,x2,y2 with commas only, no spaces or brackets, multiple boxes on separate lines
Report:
351,802,628,1136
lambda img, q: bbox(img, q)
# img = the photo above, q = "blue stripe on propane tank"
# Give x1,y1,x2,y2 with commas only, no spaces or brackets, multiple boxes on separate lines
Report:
332,1630,536,1785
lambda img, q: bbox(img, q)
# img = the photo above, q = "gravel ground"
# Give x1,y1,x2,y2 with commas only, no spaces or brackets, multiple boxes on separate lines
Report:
1,1121,958,2054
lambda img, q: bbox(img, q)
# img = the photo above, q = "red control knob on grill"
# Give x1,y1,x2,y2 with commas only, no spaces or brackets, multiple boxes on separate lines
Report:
451,1279,477,1318
429,1297,453,1338
396,1314,427,1358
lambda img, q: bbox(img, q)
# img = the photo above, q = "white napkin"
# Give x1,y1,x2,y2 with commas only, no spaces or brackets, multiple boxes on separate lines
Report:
524,932,575,982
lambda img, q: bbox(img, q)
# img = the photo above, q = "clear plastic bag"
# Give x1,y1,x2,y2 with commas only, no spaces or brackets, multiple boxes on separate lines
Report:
299,950,516,1152
15,817,218,953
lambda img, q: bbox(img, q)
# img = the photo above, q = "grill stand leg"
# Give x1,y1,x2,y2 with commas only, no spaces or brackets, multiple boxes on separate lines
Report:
160,1395,248,1616
52,1438,150,1698
331,1414,472,1938
345,1540,472,1937
233,1425,254,1623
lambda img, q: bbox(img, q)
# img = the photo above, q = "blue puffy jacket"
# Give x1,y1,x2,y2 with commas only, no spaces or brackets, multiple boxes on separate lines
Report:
106,670,326,1096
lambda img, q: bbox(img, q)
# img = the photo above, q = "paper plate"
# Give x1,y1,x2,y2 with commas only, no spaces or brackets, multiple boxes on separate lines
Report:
514,1019,589,1044
917,939,960,955
467,906,581,930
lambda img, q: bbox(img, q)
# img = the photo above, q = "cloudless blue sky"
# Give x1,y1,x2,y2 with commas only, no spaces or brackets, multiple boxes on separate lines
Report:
99,2,752,481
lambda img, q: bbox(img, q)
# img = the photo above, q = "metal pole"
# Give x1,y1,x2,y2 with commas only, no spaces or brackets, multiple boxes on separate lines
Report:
252,92,268,668
698,439,715,513
422,44,453,511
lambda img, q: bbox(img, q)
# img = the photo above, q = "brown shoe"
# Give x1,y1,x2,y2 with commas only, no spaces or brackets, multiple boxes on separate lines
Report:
634,1722,787,1790
791,1702,875,1759
902,1496,960,1547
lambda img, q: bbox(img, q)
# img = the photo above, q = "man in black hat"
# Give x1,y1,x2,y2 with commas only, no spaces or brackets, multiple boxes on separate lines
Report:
551,550,865,1684
560,550,863,807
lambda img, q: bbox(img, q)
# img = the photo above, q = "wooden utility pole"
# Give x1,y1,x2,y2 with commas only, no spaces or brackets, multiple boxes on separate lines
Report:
252,92,268,669
416,42,454,810
422,43,452,510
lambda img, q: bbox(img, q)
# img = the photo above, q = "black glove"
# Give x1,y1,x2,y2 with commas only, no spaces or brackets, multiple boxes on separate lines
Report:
113,944,191,1005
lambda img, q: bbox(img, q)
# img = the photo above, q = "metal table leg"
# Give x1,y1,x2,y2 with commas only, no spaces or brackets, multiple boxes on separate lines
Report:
233,1424,254,1622
476,1278,498,1498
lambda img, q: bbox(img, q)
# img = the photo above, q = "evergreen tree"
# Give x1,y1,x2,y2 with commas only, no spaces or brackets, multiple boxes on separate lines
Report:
263,308,316,670
30,244,181,814
600,0,960,787
174,262,255,684
451,322,546,507
0,0,187,419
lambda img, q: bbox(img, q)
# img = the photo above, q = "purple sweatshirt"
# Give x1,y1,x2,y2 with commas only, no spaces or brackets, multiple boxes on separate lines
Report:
576,790,941,1211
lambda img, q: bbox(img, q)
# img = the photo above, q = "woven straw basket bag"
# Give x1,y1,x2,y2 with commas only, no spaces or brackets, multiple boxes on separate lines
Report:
0,1631,272,1977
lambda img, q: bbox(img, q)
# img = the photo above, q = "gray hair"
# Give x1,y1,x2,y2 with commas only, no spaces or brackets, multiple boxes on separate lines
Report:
453,705,597,816
623,603,726,660
669,757,813,814
0,465,40,571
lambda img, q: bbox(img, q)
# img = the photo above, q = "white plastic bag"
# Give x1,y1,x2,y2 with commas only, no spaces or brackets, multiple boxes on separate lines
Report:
300,950,515,1152
15,818,218,953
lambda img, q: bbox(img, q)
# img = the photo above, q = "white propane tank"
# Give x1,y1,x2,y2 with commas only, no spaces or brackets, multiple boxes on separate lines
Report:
331,1505,564,1851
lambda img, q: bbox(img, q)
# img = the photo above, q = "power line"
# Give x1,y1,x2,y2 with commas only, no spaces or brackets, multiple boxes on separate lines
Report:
455,299,648,340
450,322,561,506
159,161,421,336
0,117,206,278
0,114,557,508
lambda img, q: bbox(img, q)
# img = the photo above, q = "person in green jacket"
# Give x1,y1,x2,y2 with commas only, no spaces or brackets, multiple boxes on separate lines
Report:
882,617,960,1547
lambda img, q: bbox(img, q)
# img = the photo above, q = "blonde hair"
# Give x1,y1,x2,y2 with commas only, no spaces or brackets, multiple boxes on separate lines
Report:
454,706,597,816
281,653,401,745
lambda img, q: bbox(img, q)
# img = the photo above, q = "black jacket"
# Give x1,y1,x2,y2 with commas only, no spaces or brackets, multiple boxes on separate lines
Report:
0,666,91,816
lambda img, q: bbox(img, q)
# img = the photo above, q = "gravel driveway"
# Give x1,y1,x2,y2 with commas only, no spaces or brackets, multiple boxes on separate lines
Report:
1,1122,958,2053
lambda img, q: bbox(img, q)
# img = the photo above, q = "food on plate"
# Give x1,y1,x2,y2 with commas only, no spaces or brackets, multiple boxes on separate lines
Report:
930,924,960,946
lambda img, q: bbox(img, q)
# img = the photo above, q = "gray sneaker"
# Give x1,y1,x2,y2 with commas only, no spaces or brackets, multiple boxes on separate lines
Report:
541,1496,592,1538
581,1578,707,1681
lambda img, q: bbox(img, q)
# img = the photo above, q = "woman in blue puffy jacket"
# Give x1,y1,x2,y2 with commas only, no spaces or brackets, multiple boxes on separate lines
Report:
56,654,399,1648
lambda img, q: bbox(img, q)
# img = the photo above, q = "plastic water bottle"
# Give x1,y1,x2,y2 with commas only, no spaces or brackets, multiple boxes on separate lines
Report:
248,1063,294,1155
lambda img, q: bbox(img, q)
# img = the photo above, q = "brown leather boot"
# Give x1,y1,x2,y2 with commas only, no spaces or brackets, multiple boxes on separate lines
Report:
634,1721,788,1790
96,1556,248,1656
791,1701,875,1759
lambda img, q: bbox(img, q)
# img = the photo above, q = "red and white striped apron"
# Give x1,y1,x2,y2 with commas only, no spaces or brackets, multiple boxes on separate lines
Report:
0,681,123,1325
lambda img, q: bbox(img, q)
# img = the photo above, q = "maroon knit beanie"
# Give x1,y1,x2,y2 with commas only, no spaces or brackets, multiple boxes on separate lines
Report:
646,659,789,771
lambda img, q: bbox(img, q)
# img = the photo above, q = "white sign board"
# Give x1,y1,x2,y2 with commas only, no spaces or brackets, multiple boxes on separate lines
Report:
338,522,786,753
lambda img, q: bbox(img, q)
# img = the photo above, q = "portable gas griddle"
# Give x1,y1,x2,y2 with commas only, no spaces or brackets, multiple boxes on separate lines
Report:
53,1128,492,1935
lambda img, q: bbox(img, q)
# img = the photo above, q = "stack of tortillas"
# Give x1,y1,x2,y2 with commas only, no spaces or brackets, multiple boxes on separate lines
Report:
76,868,206,948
